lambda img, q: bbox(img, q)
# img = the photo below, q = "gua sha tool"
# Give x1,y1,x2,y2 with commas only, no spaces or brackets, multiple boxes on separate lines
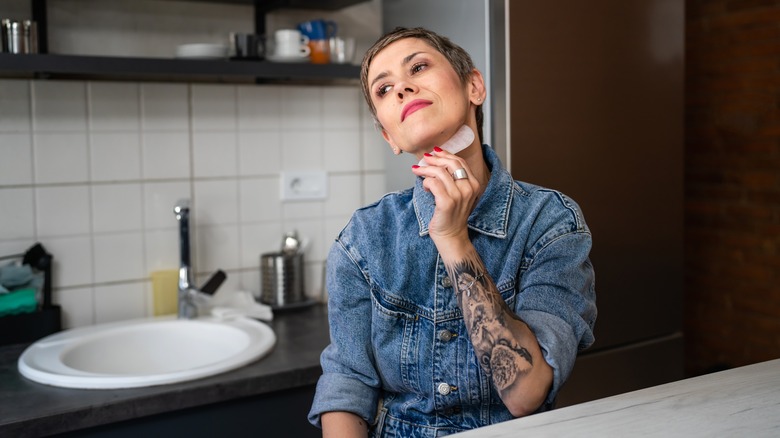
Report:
417,125,475,166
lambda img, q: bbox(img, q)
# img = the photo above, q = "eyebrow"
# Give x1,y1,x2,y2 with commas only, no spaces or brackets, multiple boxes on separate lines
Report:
369,51,425,90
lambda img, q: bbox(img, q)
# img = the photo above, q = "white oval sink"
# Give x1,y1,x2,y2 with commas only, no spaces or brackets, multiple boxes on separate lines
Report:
18,315,276,389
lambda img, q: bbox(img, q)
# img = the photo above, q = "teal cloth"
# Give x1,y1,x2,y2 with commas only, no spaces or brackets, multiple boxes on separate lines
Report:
0,288,37,317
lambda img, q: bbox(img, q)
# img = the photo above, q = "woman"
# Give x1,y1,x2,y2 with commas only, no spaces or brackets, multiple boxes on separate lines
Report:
309,27,597,437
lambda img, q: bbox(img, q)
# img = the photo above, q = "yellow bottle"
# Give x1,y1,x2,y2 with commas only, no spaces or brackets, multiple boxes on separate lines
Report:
150,270,178,316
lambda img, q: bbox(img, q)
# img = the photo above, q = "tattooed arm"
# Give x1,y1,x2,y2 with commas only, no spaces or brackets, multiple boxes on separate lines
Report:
411,143,554,416
445,246,554,417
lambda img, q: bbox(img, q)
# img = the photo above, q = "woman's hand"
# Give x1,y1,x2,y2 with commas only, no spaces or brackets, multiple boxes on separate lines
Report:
412,147,483,258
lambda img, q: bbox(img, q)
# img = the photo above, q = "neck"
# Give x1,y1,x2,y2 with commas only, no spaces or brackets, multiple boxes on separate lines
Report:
459,142,491,196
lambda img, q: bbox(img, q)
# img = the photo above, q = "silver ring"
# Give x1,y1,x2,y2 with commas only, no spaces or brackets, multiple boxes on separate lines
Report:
452,168,468,180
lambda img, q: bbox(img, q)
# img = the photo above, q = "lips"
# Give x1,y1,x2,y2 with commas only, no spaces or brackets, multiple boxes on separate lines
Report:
401,99,432,122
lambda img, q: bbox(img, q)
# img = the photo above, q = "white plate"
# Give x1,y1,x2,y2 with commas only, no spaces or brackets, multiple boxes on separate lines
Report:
266,53,311,63
176,43,228,59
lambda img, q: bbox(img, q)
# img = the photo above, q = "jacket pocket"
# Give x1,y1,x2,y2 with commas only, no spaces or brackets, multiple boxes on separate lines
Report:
370,288,422,393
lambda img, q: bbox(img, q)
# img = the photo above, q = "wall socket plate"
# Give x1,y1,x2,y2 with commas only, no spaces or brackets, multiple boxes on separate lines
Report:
280,171,328,201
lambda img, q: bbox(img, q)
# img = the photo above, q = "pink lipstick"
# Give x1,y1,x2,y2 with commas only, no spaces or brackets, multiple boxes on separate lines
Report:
401,99,432,122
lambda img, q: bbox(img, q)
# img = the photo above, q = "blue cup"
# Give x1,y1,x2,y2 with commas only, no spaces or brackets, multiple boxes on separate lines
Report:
297,19,338,41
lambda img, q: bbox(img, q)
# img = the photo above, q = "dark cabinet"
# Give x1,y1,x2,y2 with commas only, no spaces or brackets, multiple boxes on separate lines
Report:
508,1,685,404
56,385,320,438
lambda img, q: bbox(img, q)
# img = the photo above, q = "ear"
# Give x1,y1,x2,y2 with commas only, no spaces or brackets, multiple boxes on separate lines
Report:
468,68,487,105
382,129,403,155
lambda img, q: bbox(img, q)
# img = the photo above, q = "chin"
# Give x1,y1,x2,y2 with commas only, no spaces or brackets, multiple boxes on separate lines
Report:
402,124,451,150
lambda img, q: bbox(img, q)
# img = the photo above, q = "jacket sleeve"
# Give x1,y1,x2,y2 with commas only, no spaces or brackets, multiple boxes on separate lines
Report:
308,239,382,428
515,228,597,409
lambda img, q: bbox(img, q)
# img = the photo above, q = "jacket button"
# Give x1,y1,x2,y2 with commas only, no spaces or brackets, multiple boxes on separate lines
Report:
437,382,451,395
441,276,452,288
438,330,454,342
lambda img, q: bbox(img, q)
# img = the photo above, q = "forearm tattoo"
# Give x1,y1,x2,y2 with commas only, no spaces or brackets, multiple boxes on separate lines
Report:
449,257,534,392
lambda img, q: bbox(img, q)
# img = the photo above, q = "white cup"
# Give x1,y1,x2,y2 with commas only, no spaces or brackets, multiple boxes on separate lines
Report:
274,29,311,58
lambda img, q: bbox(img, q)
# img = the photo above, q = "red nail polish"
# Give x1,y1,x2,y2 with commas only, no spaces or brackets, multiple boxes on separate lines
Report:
433,147,443,153
412,164,420,169
424,153,433,157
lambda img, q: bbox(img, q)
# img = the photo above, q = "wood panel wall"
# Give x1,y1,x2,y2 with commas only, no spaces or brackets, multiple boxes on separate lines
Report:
685,0,780,376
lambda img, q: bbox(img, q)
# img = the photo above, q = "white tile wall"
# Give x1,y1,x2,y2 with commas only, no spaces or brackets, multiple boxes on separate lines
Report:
35,186,91,236
34,132,89,184
0,80,31,132
140,83,190,131
32,81,88,132
0,133,33,185
0,188,35,240
91,184,143,233
193,131,238,177
141,132,191,179
0,79,388,329
90,132,142,181
89,82,140,131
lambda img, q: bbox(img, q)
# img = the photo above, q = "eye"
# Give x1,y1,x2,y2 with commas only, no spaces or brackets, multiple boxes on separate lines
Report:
411,62,428,74
376,84,393,97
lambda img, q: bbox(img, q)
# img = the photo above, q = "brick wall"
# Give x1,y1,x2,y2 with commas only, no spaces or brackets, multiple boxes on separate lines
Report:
685,0,780,376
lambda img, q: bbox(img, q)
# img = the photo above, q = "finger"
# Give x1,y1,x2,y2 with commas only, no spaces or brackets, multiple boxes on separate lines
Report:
412,164,475,206
416,168,475,237
412,162,463,191
428,149,475,181
428,147,468,173
451,167,469,182
420,151,479,195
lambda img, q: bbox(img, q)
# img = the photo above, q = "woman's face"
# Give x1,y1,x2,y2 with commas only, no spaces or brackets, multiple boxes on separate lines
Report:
367,38,479,157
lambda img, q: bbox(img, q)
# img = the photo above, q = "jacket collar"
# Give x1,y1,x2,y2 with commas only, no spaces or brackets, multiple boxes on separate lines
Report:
413,144,513,238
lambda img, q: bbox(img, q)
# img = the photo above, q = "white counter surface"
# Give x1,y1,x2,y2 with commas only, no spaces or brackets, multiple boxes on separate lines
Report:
455,358,780,437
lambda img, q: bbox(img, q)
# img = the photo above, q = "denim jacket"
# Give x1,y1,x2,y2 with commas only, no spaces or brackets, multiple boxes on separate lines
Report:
309,144,596,437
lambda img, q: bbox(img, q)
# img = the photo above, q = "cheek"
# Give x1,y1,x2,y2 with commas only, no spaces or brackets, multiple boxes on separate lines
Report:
374,101,399,127
375,110,394,130
431,77,470,111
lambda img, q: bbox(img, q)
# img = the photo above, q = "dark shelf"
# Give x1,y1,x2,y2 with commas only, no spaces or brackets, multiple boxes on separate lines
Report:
0,53,360,83
14,0,368,84
182,0,365,8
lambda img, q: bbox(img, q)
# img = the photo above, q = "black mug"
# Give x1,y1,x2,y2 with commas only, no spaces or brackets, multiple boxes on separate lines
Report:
231,33,264,59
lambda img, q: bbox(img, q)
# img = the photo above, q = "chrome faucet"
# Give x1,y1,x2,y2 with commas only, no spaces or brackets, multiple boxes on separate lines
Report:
174,199,198,319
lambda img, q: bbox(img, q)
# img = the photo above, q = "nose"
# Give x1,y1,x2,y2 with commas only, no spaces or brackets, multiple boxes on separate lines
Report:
395,81,417,100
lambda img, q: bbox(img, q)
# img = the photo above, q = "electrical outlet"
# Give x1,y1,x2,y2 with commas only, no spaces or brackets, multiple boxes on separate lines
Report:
280,171,328,201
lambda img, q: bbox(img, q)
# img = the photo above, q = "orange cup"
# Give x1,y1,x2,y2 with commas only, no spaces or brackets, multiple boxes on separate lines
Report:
309,39,330,64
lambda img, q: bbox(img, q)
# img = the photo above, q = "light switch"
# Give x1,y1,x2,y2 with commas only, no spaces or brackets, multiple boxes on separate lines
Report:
280,171,328,201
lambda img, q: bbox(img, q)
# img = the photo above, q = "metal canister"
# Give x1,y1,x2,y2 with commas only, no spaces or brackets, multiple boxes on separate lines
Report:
23,20,37,54
260,251,305,308
1,19,10,52
5,20,24,54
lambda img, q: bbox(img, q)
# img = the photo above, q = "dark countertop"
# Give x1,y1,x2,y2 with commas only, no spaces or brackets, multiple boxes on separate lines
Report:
0,304,330,437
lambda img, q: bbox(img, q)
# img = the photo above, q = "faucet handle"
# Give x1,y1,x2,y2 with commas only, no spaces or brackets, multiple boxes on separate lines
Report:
282,230,300,254
174,198,190,216
200,269,227,295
